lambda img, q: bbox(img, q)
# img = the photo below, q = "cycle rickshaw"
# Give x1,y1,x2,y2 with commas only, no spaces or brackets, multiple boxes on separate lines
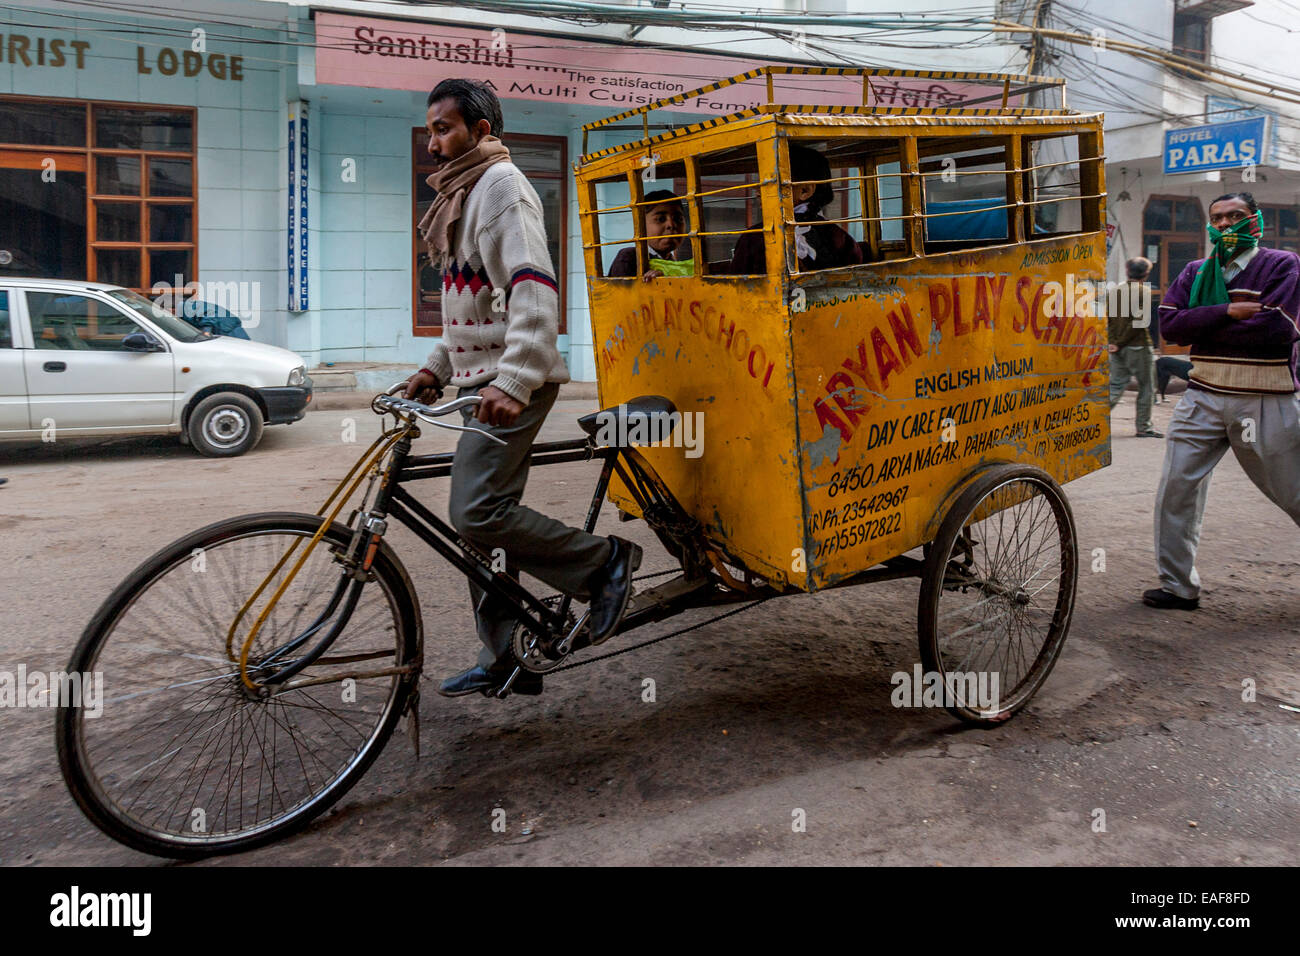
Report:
58,66,1110,857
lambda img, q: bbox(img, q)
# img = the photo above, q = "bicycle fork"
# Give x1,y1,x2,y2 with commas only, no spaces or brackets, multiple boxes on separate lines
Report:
254,439,409,689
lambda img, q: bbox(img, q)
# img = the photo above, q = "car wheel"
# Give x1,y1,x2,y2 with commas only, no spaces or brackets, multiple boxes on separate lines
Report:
186,392,265,457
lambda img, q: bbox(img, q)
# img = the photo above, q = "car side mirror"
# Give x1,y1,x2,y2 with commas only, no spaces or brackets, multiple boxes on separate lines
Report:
122,331,163,352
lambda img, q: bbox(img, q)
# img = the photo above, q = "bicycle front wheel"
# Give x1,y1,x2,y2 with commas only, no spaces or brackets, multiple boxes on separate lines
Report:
56,512,421,859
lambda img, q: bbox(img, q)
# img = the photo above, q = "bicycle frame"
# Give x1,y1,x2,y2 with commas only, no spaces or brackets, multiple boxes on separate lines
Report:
238,396,934,693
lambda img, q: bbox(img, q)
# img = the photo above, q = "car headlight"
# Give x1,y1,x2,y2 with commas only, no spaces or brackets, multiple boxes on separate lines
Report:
287,366,305,386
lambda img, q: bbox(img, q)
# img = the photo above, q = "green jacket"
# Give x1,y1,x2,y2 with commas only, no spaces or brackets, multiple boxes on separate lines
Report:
1108,280,1153,349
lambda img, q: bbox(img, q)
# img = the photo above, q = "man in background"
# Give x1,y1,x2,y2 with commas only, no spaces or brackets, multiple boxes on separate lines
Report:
1107,256,1161,438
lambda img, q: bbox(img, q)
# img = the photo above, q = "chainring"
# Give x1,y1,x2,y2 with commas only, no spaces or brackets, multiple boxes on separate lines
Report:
509,595,578,673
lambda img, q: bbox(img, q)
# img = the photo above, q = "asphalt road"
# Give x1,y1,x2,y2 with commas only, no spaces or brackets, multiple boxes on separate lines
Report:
1,391,1297,866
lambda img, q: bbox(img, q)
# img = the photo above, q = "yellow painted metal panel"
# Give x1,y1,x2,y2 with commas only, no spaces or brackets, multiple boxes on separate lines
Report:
589,274,807,588
790,237,1110,590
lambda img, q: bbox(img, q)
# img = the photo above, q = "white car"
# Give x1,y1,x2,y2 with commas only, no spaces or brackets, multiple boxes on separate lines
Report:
0,279,312,457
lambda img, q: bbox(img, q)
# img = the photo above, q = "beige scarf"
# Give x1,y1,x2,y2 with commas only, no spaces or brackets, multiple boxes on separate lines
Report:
419,135,512,260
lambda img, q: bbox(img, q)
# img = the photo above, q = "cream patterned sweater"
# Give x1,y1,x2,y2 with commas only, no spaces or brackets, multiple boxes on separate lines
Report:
421,162,570,404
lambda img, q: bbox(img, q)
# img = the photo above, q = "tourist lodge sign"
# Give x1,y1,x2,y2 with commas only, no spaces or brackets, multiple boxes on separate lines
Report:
0,31,245,79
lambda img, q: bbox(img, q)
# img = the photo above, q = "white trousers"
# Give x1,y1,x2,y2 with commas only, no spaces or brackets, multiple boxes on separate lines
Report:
1154,387,1300,598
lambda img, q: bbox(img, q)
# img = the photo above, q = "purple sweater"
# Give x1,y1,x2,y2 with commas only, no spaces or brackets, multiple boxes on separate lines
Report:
1158,246,1300,395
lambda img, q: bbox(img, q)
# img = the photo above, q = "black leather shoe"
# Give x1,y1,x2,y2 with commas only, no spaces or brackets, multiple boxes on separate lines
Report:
437,664,543,698
1136,430,1164,438
1142,588,1199,610
587,536,642,644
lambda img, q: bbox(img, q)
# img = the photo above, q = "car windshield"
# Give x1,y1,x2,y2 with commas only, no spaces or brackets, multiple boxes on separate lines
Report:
106,289,210,343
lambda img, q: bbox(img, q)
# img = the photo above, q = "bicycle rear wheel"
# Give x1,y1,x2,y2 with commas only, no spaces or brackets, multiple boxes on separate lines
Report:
56,512,421,858
917,465,1077,726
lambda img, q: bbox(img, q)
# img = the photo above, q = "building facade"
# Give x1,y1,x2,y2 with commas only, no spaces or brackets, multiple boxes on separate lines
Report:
1034,0,1300,337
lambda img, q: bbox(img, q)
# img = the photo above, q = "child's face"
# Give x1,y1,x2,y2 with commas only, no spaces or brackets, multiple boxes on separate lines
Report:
645,203,685,255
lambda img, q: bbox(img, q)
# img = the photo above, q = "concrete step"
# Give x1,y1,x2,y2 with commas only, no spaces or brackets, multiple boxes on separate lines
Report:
309,368,358,391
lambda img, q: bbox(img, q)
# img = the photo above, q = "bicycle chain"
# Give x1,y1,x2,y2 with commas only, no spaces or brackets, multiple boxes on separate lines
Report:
548,598,768,672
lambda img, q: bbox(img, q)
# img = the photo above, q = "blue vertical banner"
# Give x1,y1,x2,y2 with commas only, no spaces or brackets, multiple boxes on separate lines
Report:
287,109,297,311
288,101,309,312
298,105,309,312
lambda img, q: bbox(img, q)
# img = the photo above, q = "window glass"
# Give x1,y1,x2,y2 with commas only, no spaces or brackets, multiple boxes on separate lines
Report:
94,107,193,152
592,173,635,278
149,204,192,243
0,165,87,278
96,248,141,288
96,202,141,242
919,140,1009,245
107,289,205,342
1144,199,1173,232
0,97,195,292
1024,136,1082,237
148,249,194,289
27,291,142,351
1174,199,1202,233
1172,13,1209,63
696,144,762,275
96,155,141,195
876,160,905,244
0,291,10,349
147,157,192,197
0,100,85,147
1278,207,1298,237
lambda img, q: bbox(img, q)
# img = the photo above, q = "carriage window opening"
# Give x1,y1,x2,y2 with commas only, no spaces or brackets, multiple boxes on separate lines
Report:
592,159,691,279
794,138,914,267
876,160,905,245
782,139,866,274
1025,134,1089,238
589,173,636,278
917,140,1009,250
694,144,764,276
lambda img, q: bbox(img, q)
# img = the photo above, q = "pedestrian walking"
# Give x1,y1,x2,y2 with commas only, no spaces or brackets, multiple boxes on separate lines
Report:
1144,192,1300,610
1108,256,1161,437
402,78,640,695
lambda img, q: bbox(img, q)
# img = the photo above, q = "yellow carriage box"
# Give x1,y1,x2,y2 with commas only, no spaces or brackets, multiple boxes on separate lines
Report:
577,67,1111,593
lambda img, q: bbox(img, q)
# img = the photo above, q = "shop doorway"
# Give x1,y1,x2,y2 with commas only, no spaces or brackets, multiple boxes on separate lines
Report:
412,130,567,336
1142,195,1205,352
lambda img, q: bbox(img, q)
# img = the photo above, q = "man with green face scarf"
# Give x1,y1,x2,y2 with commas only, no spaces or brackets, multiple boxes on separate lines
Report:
1144,192,1300,611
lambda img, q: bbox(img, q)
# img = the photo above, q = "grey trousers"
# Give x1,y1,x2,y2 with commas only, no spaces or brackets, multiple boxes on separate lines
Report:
1154,387,1300,599
448,381,612,670
1109,345,1155,433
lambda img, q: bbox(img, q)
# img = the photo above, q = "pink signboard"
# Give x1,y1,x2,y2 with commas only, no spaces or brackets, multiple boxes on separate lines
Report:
314,13,1017,116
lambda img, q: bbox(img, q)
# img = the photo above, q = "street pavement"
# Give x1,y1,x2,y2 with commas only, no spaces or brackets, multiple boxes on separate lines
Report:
0,389,1297,866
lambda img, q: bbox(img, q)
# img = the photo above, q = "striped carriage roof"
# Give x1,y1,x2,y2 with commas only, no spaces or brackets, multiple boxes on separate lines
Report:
576,65,1083,166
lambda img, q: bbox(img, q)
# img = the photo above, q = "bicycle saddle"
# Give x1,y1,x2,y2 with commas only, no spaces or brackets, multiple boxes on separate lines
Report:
578,394,678,444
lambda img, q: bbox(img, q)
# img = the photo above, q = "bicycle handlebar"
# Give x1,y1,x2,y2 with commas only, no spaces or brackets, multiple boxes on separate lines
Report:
373,383,509,446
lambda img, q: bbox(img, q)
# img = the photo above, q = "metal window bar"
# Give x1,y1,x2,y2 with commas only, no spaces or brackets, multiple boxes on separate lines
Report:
781,193,1107,230
584,178,771,217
